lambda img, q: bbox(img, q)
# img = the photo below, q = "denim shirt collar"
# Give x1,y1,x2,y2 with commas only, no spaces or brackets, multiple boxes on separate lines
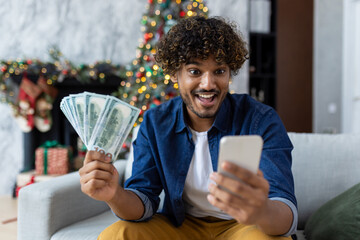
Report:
174,93,233,134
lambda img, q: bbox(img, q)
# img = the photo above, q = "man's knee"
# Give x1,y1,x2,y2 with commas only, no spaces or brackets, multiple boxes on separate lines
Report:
98,220,144,240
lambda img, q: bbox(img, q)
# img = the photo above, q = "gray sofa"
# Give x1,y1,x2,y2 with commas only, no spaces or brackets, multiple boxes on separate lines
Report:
18,133,360,240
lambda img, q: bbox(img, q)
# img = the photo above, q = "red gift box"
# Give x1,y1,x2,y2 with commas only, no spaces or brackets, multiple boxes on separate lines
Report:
35,141,72,175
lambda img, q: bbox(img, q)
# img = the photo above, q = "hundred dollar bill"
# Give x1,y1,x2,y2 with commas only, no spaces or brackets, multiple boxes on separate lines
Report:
84,92,108,146
88,97,140,161
65,95,86,144
74,94,86,144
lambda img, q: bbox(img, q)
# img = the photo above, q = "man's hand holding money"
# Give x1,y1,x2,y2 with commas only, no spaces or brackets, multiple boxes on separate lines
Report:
79,150,119,202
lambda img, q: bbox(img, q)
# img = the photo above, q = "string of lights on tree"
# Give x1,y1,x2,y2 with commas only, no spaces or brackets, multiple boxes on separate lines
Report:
113,0,208,126
0,0,208,129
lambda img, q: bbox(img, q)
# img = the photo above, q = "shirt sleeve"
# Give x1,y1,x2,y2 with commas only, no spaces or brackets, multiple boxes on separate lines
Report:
111,188,154,222
270,197,298,237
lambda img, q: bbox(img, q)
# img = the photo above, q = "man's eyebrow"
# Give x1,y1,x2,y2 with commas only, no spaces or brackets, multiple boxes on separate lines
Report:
185,61,201,66
185,61,227,66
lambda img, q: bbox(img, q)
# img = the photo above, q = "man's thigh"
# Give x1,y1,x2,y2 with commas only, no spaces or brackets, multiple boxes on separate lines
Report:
219,224,292,240
97,214,210,240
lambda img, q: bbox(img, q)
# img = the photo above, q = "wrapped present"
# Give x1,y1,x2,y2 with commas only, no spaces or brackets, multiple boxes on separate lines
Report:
35,140,72,175
15,170,61,197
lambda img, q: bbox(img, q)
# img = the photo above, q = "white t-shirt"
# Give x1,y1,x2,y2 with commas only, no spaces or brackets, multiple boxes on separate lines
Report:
183,128,232,219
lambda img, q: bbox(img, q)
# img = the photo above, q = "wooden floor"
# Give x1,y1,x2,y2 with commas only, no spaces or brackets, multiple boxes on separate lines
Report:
0,195,17,240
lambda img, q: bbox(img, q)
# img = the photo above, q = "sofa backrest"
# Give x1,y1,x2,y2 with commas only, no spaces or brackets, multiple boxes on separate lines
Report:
288,133,360,229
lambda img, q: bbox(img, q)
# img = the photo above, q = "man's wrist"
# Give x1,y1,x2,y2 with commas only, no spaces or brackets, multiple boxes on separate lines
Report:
255,199,293,236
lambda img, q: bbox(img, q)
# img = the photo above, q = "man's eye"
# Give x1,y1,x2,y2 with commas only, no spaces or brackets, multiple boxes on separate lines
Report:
215,69,226,75
189,69,201,75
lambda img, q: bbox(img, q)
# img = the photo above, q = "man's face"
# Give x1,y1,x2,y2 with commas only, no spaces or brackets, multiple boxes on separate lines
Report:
171,56,230,123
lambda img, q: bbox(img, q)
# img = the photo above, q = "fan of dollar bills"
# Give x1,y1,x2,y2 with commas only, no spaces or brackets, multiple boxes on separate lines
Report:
60,92,140,161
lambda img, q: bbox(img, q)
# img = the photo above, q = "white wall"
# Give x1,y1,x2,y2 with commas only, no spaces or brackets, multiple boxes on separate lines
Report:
0,103,23,195
313,0,343,133
342,0,360,133
0,0,248,195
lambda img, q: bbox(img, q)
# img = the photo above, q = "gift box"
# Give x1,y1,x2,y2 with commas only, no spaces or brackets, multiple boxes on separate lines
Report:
35,141,72,175
15,170,60,197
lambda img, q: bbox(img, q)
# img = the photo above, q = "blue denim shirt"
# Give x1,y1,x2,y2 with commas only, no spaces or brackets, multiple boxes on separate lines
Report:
124,93,297,235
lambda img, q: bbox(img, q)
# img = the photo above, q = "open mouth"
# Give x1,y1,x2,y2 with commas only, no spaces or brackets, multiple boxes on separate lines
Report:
195,93,217,106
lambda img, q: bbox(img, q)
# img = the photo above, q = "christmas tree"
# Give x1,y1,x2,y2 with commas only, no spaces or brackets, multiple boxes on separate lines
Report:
113,0,208,127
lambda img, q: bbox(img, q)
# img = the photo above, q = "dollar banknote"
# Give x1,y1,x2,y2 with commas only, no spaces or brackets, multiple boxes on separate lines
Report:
84,92,108,146
88,96,140,160
60,92,140,161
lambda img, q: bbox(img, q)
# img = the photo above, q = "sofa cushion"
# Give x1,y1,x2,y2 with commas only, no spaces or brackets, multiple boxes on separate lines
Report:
51,211,118,240
304,182,360,240
288,133,360,229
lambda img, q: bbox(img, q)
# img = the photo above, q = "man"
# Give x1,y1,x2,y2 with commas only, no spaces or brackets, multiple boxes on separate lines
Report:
79,16,297,239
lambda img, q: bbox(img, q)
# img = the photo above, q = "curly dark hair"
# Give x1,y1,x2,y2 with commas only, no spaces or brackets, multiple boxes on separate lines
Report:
155,16,249,76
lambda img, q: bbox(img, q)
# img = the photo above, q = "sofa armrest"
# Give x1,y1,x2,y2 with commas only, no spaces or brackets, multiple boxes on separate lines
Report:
17,160,127,240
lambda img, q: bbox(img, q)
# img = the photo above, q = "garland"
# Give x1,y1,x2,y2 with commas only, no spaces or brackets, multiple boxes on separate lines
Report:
0,0,208,133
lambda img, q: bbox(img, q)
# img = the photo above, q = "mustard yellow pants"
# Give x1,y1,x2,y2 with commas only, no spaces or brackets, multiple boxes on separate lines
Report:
98,214,292,240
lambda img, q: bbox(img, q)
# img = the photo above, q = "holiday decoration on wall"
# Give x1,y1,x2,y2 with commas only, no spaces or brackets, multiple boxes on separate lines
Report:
0,0,208,133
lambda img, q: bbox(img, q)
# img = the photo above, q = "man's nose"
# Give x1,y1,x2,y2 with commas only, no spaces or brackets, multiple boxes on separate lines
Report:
200,72,216,90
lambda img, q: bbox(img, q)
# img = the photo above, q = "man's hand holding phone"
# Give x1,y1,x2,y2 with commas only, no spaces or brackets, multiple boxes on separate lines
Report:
207,135,271,226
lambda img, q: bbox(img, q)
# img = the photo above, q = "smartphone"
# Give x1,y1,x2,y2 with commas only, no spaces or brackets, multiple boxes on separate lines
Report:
217,135,263,178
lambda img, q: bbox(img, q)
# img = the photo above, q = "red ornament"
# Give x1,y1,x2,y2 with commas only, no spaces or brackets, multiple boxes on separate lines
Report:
148,0,153,3
180,11,186,17
153,98,161,105
26,59,33,65
1,66,6,72
62,70,69,75
122,143,128,149
136,72,144,78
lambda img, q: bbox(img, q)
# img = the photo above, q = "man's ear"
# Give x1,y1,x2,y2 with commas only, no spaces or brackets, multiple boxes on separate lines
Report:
170,74,178,83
